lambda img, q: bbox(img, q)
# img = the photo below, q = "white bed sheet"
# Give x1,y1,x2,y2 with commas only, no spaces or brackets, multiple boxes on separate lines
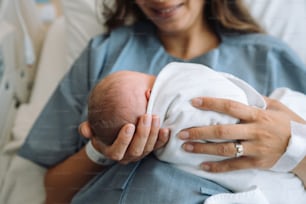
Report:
0,16,68,204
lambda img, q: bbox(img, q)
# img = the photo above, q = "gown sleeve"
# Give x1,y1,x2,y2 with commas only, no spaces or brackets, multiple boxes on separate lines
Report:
18,35,110,168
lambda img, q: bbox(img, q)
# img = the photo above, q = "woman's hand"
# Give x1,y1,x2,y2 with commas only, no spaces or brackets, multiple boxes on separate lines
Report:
79,114,170,164
179,97,306,173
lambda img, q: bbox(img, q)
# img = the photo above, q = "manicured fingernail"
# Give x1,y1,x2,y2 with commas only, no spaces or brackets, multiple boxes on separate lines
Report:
125,125,135,135
201,164,211,171
143,115,151,126
191,98,203,107
182,144,194,151
178,131,189,139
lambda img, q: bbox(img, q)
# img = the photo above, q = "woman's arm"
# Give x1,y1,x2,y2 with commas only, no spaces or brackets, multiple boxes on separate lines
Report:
179,97,306,186
45,146,106,204
45,115,169,203
293,156,306,188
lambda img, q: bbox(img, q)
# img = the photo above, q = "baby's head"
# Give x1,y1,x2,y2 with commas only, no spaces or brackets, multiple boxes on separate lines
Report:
88,70,155,145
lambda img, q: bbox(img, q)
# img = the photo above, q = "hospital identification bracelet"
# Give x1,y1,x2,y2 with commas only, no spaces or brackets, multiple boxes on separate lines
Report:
85,140,115,166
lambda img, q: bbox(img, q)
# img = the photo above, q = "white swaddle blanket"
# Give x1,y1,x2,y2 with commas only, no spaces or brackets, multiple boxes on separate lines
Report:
146,62,306,204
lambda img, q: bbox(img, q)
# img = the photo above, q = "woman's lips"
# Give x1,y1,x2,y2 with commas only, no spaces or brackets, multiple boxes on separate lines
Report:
151,4,183,19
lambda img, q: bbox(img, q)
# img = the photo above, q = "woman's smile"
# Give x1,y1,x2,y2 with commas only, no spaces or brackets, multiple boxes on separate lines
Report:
136,0,206,34
150,3,184,20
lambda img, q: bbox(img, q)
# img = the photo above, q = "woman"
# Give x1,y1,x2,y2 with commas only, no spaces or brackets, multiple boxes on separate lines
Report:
19,0,306,203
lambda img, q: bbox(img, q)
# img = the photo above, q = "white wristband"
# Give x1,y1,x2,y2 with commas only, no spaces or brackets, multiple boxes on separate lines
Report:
85,140,115,166
271,121,306,172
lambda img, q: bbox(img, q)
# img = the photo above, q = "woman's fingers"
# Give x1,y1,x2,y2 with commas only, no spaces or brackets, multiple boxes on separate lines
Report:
126,115,152,157
110,114,167,164
89,114,169,164
183,139,276,172
155,128,170,149
181,97,298,172
183,139,278,172
103,124,135,161
78,121,94,138
191,97,261,122
179,123,253,141
125,115,168,161
200,157,260,172
183,141,240,157
143,115,160,154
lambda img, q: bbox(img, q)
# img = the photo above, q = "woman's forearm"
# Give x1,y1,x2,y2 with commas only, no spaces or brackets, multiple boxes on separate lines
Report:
44,147,107,204
292,156,306,188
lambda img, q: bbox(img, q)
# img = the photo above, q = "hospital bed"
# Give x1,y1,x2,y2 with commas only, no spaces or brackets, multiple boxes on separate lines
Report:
0,0,305,203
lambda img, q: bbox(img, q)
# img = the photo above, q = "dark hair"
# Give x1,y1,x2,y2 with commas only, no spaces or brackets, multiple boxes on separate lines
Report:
102,0,264,34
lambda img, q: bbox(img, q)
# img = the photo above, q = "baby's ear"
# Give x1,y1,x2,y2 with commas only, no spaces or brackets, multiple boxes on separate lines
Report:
145,89,152,100
79,121,94,139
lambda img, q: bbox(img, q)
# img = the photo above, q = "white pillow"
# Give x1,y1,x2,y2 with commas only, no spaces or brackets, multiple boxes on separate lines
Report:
61,0,306,66
0,0,46,102
244,0,306,64
0,0,45,66
60,0,109,68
